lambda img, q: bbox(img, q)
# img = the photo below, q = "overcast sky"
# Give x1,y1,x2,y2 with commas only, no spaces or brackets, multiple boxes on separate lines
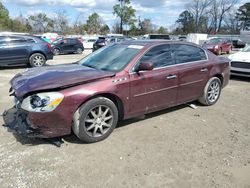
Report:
2,0,249,29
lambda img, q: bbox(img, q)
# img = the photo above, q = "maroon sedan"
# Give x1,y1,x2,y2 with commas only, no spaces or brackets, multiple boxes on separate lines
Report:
3,40,230,143
202,38,233,55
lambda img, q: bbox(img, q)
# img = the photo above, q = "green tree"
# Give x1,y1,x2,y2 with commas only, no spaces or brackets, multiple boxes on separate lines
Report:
176,10,195,34
236,2,250,29
158,26,168,34
86,13,102,34
100,24,110,35
28,13,54,33
0,2,10,30
113,0,136,34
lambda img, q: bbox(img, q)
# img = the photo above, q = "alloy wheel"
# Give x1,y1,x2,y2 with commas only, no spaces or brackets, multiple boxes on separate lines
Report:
32,55,45,67
207,81,220,103
84,105,113,138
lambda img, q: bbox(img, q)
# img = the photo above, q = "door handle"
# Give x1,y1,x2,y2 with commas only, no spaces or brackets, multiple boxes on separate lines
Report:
166,75,177,79
200,68,208,72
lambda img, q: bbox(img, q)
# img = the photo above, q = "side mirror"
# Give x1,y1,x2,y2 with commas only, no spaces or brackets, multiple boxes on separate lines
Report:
136,61,154,72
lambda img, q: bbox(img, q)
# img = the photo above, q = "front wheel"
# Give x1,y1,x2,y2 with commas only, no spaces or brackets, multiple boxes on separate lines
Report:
76,48,83,54
198,77,222,106
227,47,232,54
72,97,118,143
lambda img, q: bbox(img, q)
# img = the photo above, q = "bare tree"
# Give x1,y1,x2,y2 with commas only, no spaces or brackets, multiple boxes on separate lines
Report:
54,10,68,34
188,0,213,32
209,0,238,33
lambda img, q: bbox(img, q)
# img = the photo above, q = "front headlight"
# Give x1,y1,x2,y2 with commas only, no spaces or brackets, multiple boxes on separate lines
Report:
214,45,219,49
21,92,64,112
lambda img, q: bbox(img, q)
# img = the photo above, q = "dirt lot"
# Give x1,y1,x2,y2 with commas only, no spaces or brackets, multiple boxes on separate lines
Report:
0,50,250,188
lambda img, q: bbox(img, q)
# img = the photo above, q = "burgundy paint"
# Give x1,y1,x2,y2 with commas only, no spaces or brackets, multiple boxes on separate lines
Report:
10,41,230,138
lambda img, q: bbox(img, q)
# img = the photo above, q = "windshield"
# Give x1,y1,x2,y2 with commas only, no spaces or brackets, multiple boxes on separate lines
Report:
79,44,143,72
242,45,250,52
207,38,223,44
52,39,62,44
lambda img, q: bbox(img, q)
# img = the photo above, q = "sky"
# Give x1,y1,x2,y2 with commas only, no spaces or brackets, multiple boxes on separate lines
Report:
2,0,249,30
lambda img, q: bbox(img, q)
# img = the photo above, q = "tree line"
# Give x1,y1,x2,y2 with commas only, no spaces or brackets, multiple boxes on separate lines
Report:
175,1,250,35
0,0,249,35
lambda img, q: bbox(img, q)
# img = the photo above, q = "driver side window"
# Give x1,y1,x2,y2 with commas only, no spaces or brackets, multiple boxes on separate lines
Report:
138,44,174,69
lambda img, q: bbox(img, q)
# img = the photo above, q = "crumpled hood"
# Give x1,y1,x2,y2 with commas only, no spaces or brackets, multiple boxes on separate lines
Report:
228,52,250,62
11,64,115,97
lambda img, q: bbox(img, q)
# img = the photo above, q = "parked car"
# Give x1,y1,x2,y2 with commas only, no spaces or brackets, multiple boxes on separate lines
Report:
0,34,53,67
92,36,130,51
83,38,97,49
228,44,250,77
51,38,84,55
202,38,233,55
178,35,187,41
143,34,170,40
3,41,230,143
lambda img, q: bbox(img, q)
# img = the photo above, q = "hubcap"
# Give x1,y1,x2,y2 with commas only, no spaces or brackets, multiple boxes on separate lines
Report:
54,49,59,55
77,48,82,53
33,55,44,66
84,105,113,138
207,81,220,103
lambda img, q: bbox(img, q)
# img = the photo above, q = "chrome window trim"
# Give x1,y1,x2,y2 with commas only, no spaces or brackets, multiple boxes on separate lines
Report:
129,43,208,75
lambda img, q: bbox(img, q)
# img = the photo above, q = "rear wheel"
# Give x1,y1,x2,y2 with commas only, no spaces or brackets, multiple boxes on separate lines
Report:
198,77,221,106
72,97,118,143
29,53,46,67
53,48,60,55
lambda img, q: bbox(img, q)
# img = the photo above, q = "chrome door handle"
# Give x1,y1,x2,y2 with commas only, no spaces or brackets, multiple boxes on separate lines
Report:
166,75,177,79
200,68,208,72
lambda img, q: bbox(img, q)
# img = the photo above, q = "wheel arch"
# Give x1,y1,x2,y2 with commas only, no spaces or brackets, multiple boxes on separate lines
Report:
77,93,124,121
29,51,47,60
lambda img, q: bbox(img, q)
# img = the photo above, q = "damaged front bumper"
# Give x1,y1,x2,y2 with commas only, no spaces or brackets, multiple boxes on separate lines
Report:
2,107,44,138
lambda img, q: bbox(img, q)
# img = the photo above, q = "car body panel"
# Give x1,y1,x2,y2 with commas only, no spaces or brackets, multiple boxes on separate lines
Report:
4,40,230,138
52,38,84,54
0,35,53,66
10,64,115,97
228,50,250,77
202,38,232,55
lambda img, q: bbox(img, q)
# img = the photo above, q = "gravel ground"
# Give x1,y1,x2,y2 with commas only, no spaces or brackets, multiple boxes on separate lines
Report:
0,50,249,188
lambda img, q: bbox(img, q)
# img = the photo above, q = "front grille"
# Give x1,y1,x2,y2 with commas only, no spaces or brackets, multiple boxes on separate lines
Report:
231,70,250,76
231,61,250,69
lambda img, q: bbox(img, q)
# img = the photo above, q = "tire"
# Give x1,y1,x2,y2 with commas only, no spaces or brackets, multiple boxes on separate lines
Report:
72,97,118,143
29,53,46,67
53,48,60,55
76,48,83,54
217,48,222,55
227,47,232,54
198,77,222,106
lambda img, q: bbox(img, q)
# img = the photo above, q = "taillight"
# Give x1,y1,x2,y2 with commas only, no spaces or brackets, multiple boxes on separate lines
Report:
47,43,52,49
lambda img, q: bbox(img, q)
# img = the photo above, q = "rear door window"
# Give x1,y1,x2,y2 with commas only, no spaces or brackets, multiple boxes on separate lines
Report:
8,36,27,45
172,44,207,64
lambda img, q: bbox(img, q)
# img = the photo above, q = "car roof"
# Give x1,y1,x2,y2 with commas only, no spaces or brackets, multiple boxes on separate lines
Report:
119,40,201,47
0,34,45,43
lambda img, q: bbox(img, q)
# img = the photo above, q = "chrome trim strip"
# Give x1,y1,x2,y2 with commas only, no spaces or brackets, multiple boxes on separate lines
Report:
134,85,178,97
180,79,204,87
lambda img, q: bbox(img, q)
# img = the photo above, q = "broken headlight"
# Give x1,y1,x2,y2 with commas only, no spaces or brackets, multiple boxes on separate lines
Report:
21,92,64,112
